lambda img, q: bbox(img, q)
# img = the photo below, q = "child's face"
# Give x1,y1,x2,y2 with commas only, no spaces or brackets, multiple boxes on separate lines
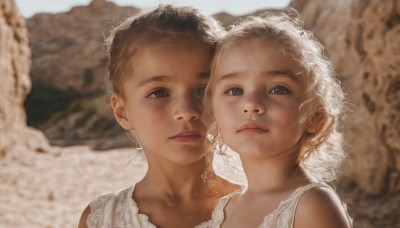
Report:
211,39,309,159
113,40,212,165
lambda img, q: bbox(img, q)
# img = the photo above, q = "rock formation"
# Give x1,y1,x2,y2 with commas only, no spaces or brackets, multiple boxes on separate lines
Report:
2,0,399,226
23,0,400,195
25,1,139,149
24,2,284,150
27,0,138,95
290,0,400,227
0,4,141,227
0,0,48,159
291,0,400,196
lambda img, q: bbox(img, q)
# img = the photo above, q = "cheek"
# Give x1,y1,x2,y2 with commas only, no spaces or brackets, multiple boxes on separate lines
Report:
212,98,234,120
130,102,169,126
214,109,237,136
269,102,304,128
211,98,221,117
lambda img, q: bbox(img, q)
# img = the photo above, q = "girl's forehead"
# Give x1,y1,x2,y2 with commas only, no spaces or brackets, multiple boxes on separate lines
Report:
216,39,282,68
217,39,297,69
125,41,212,81
210,38,307,87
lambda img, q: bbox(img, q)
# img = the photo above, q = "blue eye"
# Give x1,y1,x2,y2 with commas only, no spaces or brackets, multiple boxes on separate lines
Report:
148,88,170,98
226,88,243,96
195,85,207,98
269,85,289,95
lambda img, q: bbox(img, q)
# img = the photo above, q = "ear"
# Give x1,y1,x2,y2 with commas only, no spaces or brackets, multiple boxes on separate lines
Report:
111,94,133,130
306,109,327,134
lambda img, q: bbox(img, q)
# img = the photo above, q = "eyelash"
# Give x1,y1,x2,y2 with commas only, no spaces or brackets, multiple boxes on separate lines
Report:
195,85,207,98
147,85,208,99
147,88,170,98
225,88,243,96
269,85,290,95
224,85,291,96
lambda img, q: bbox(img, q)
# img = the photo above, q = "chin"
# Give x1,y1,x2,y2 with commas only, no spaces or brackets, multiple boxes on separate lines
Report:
172,149,207,165
230,144,268,157
173,156,206,166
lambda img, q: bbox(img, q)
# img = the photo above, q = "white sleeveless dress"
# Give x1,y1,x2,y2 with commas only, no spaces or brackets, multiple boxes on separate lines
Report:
209,182,353,228
86,183,211,228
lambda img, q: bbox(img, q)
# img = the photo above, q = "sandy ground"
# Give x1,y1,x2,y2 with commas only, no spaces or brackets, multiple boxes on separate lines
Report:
1,146,398,228
0,146,146,228
0,146,244,228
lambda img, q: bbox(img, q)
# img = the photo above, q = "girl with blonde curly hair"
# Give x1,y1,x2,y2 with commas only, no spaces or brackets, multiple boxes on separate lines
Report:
205,10,353,228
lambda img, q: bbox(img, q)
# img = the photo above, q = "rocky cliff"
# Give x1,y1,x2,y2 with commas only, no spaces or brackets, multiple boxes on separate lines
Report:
25,0,139,149
25,0,400,195
0,0,48,159
0,4,142,227
290,0,400,226
2,0,400,227
27,0,138,94
291,0,400,196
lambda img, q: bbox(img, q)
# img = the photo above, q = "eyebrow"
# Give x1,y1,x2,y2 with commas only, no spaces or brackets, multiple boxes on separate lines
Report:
198,71,211,79
268,70,301,81
137,75,170,88
217,70,301,83
138,72,210,88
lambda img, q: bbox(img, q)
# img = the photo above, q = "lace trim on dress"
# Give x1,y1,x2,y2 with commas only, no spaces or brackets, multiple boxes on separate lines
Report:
87,183,214,228
195,220,212,228
87,184,156,228
87,192,112,227
209,189,242,227
210,182,352,228
259,182,326,228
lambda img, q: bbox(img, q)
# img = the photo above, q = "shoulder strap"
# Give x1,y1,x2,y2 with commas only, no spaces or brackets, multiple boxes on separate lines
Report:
211,189,241,227
87,192,115,227
87,186,134,227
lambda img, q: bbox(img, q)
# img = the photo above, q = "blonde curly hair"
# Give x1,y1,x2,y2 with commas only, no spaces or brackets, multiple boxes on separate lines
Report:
205,9,346,184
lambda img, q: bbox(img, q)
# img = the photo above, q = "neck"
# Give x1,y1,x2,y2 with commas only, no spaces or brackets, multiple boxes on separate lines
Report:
240,152,309,193
138,155,212,198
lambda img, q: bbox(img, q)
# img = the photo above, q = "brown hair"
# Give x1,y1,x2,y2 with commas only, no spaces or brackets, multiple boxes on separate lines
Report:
206,9,346,183
106,4,224,97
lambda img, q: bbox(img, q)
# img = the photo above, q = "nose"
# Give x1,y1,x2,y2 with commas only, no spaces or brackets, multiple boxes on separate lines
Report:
174,97,201,121
242,97,265,115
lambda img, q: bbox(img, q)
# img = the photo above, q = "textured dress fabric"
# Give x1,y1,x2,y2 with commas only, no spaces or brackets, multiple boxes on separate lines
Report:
209,182,353,228
86,184,211,228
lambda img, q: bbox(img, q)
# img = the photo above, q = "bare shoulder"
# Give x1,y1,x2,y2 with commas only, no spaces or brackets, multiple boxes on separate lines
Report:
78,205,91,228
294,186,352,228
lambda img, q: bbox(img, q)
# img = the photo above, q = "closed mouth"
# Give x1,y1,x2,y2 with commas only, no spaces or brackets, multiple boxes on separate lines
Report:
170,131,203,142
237,122,268,133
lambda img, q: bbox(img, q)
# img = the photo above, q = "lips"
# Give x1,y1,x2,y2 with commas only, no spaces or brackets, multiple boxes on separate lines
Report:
170,130,203,142
237,122,268,134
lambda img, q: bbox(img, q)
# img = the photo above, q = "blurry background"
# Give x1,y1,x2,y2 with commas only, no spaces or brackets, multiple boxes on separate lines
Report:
15,0,290,17
1,0,399,227
15,0,291,151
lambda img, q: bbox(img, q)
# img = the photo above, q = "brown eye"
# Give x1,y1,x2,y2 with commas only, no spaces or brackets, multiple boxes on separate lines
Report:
195,85,207,98
148,88,170,98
